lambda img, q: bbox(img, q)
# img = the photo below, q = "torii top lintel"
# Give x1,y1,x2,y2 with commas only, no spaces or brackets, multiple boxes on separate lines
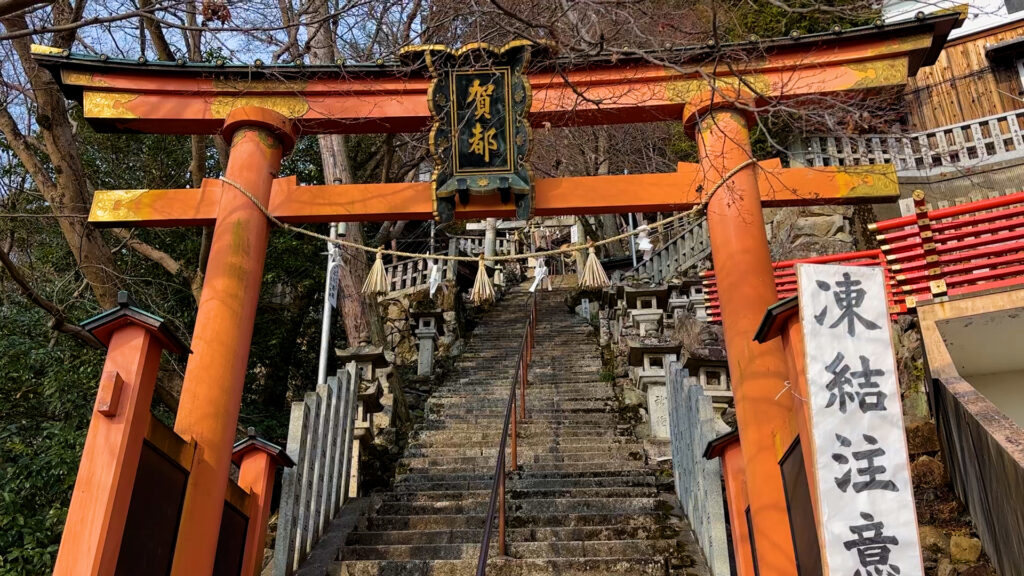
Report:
33,12,960,136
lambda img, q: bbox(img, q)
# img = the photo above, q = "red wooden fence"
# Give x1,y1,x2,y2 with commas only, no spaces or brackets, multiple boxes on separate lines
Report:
701,189,1024,323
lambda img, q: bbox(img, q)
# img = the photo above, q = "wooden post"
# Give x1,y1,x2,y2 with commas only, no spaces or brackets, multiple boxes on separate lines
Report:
171,107,297,576
498,463,506,558
53,293,187,576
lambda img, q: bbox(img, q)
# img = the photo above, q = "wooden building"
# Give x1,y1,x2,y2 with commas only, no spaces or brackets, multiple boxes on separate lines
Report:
898,1,1024,130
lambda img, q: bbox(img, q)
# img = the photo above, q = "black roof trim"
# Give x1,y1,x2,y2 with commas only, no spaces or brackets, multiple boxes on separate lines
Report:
32,11,961,90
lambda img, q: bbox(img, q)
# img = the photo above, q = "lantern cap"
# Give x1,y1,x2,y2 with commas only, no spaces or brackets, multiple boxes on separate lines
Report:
232,428,294,467
80,291,189,354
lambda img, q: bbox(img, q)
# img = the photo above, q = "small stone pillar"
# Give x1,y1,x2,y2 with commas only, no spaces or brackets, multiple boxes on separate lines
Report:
625,286,669,337
627,341,681,439
232,429,294,576
53,292,188,576
687,283,708,322
411,311,443,376
348,375,383,499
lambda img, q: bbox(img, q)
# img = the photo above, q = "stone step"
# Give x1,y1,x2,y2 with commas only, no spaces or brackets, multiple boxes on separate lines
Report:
347,523,676,546
399,449,642,469
380,485,657,504
375,500,490,517
414,420,625,431
426,399,612,411
339,539,677,561
413,413,619,424
366,510,667,532
404,441,639,457
511,497,663,516
401,460,645,477
333,557,665,576
391,473,657,494
366,514,486,532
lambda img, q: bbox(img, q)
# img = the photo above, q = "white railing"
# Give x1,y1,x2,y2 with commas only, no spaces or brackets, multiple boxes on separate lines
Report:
633,217,711,284
273,363,358,576
452,235,516,257
383,258,453,294
793,108,1024,176
380,239,458,296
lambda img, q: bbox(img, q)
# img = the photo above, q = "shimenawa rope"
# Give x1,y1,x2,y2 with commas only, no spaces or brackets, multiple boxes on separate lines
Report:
218,157,757,264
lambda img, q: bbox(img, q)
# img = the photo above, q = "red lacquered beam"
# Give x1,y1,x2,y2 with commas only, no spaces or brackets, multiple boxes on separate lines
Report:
902,261,1024,293
891,242,1024,274
878,204,1024,243
871,190,1024,232
885,227,1024,263
948,276,1024,297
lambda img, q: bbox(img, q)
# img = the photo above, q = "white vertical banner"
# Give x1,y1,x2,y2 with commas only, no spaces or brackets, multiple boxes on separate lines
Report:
326,260,341,309
796,264,923,576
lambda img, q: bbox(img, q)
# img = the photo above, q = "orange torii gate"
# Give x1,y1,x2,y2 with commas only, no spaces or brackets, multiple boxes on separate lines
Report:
36,11,960,576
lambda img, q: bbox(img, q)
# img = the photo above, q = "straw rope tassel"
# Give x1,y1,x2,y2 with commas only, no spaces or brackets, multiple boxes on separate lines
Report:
362,249,389,295
580,245,610,289
470,255,496,305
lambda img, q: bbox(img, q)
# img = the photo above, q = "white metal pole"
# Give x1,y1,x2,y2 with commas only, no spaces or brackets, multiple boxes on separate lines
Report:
317,223,339,386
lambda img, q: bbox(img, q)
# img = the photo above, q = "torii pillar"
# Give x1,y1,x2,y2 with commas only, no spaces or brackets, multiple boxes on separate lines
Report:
170,107,297,575
687,94,798,572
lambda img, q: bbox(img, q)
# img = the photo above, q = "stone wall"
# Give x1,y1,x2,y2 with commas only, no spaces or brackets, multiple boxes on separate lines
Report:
766,206,857,261
378,281,463,367
666,363,731,576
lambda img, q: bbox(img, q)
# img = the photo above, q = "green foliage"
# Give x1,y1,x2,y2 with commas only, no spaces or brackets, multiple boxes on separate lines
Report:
0,306,102,576
722,0,877,41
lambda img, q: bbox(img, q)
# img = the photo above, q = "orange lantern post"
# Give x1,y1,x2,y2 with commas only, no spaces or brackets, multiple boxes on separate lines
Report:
52,292,188,576
233,430,295,576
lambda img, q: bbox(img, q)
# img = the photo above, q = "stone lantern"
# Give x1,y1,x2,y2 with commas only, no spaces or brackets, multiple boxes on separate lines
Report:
627,341,681,439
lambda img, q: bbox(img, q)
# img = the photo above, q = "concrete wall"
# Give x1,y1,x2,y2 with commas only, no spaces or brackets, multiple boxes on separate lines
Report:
918,291,1024,576
936,306,1024,427
666,363,731,576
965,371,1024,426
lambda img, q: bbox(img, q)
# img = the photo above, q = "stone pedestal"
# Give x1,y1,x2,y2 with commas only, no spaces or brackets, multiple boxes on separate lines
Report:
627,342,681,440
415,328,437,376
648,382,670,438
411,312,443,377
625,286,669,337
348,379,383,499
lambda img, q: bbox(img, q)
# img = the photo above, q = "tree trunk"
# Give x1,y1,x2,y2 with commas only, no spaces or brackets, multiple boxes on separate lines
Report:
596,131,625,258
306,0,378,347
2,15,121,309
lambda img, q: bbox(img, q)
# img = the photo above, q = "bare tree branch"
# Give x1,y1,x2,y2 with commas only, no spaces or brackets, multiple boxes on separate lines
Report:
0,235,104,349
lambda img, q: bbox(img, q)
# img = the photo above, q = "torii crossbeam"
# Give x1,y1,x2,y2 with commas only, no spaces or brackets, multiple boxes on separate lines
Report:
37,11,960,576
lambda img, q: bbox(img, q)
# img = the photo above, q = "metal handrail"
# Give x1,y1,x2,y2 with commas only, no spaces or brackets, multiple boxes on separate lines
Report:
475,293,537,575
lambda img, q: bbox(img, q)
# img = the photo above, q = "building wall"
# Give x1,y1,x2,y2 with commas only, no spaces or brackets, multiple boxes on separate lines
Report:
905,20,1024,130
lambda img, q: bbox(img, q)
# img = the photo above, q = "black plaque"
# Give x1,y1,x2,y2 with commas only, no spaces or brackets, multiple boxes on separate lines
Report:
114,442,188,576
402,41,538,223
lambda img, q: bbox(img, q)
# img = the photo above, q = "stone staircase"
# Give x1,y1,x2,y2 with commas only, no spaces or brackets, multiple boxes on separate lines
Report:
333,289,711,576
